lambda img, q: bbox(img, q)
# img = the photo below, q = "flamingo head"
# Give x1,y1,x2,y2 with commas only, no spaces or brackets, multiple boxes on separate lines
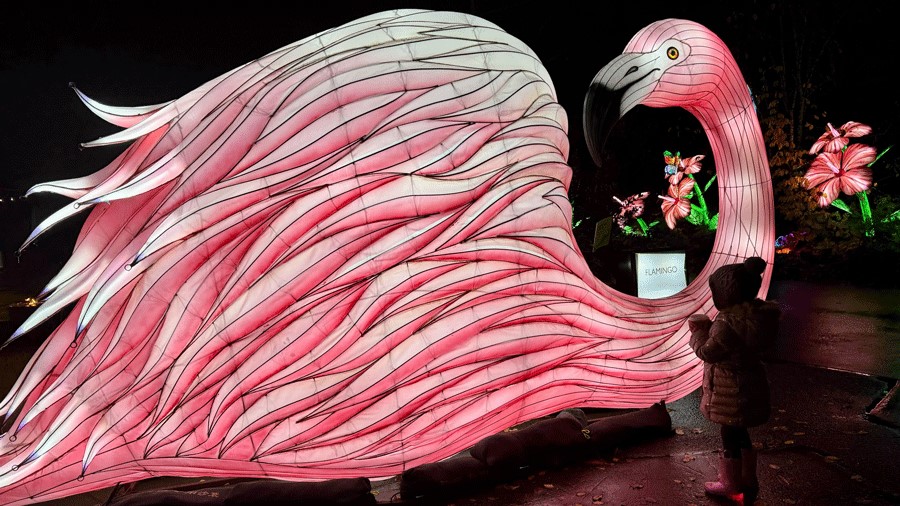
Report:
583,19,734,167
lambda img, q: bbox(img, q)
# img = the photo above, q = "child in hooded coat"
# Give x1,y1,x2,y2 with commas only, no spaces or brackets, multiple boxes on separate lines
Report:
688,257,781,503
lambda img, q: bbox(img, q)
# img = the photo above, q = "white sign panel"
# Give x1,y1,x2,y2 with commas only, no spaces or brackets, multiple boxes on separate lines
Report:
635,252,687,299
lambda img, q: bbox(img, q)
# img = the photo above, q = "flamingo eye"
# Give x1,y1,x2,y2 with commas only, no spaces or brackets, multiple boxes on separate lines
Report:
667,47,679,60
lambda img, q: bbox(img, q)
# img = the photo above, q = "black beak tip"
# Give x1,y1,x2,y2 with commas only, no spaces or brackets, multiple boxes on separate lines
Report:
583,82,625,169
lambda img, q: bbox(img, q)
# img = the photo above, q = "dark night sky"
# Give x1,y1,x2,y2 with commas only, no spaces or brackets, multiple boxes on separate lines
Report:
2,1,895,188
0,0,895,289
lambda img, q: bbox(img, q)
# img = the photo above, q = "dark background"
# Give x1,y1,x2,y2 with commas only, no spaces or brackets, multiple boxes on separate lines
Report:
0,0,895,294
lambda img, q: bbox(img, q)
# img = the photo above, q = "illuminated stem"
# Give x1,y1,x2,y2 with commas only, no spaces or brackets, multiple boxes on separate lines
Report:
688,174,709,221
857,191,874,237
636,218,649,235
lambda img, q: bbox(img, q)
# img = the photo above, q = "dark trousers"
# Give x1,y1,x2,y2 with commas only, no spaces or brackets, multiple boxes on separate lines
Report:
721,425,751,458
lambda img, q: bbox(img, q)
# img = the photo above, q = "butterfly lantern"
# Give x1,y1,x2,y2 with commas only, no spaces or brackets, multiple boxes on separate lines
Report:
663,150,681,181
665,151,705,185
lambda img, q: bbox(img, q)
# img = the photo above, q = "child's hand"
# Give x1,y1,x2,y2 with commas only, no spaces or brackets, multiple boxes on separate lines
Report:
688,314,711,332
688,314,711,351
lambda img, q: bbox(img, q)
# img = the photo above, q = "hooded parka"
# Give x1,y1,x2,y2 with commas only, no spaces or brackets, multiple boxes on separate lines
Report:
689,258,781,427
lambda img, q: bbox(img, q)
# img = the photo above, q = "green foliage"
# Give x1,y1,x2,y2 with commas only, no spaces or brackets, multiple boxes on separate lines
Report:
571,199,587,229
830,198,852,214
622,218,659,237
685,174,718,230
871,194,900,250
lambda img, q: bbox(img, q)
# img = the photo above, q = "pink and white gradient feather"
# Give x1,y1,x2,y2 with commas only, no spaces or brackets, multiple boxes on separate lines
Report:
0,11,774,504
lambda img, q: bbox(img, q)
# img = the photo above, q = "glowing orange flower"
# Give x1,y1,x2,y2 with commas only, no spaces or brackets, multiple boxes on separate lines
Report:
809,121,872,155
659,177,694,229
803,143,876,207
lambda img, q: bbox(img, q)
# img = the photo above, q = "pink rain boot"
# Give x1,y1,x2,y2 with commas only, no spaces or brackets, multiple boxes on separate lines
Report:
705,454,742,498
741,448,759,503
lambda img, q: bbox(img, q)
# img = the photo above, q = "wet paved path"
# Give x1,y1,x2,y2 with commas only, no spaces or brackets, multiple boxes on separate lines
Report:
769,280,900,379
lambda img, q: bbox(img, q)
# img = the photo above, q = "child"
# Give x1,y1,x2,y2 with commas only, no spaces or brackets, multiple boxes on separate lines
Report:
688,257,781,503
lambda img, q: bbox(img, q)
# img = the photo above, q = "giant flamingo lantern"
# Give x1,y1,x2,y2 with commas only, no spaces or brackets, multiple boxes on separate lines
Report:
0,10,773,504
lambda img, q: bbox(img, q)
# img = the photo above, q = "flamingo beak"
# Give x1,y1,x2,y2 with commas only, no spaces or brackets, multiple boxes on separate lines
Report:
583,80,626,169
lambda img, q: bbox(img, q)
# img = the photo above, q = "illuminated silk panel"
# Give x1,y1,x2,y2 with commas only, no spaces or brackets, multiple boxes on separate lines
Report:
0,11,773,504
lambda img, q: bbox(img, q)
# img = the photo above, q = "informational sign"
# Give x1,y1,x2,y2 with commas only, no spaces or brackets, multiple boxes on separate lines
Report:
635,251,687,299
593,216,612,251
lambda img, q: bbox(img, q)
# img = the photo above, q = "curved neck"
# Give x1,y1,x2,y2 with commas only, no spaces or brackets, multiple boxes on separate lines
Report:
686,87,775,294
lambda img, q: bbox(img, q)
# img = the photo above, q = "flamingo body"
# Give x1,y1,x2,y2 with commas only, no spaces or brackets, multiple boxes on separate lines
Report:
0,11,773,504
